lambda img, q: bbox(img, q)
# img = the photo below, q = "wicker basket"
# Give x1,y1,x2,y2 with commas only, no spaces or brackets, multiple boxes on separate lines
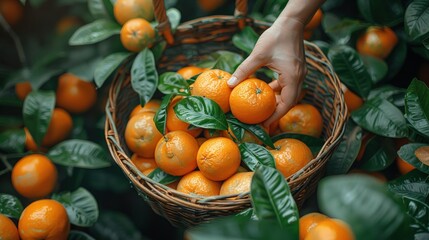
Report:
105,0,347,228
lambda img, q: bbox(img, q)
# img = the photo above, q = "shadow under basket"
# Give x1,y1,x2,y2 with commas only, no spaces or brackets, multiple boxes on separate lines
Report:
105,15,347,228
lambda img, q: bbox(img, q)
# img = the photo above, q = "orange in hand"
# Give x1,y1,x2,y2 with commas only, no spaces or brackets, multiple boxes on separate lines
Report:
120,18,155,52
0,214,19,240
299,212,329,240
279,103,323,138
220,172,254,195
304,218,355,240
176,171,221,197
56,73,97,114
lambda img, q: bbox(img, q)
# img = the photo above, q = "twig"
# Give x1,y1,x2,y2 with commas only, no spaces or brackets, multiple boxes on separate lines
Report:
0,13,27,67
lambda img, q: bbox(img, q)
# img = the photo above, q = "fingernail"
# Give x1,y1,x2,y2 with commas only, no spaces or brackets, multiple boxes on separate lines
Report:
227,76,238,86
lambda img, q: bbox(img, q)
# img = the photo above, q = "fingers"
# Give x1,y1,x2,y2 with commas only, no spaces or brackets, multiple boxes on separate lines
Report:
227,55,263,87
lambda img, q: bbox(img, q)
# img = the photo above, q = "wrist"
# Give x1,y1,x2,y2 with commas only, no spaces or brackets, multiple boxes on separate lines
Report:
273,16,305,32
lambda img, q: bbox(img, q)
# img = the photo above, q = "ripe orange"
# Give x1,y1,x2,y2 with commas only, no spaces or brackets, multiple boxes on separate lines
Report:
0,214,19,240
176,171,221,197
197,137,241,181
0,0,24,26
305,218,355,240
299,212,329,240
125,111,163,158
396,156,415,175
229,78,276,124
56,73,97,114
130,153,157,173
191,69,232,113
56,16,82,34
120,18,155,52
166,96,203,137
114,0,154,25
155,130,199,176
278,103,323,138
15,81,32,101
305,8,323,31
269,138,313,178
11,154,57,199
356,26,398,59
129,99,161,118
219,172,254,195
18,199,70,240
197,0,225,12
341,84,364,113
177,66,205,79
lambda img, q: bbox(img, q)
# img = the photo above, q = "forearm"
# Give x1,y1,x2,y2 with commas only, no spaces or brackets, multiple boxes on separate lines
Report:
277,0,326,26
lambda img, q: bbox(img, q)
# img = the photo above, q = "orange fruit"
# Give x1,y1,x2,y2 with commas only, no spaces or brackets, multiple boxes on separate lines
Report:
0,214,19,240
18,199,70,240
305,218,355,240
176,171,221,196
229,78,276,124
278,103,323,138
299,212,329,240
197,137,241,181
11,154,57,199
305,8,323,31
191,69,232,113
15,81,32,101
224,126,263,145
197,0,225,12
120,18,155,52
356,26,398,59
396,156,415,175
0,0,24,26
56,16,82,34
142,168,156,176
196,137,207,146
177,66,205,79
269,138,313,178
219,172,254,195
155,130,199,176
56,73,97,114
125,111,163,158
114,0,154,25
341,84,364,113
166,96,203,137
130,153,157,173
129,99,161,118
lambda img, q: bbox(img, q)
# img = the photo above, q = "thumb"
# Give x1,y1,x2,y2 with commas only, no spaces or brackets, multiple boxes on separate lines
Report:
227,55,262,87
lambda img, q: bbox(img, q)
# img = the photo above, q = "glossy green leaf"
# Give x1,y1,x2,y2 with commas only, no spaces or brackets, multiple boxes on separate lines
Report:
0,194,23,219
324,17,370,42
212,51,244,73
251,165,299,235
398,143,429,174
23,90,55,147
328,45,372,98
388,170,429,202
318,175,412,240
0,129,25,153
174,96,228,130
351,98,408,138
69,19,120,46
405,79,429,138
47,140,111,168
147,168,180,185
89,211,142,240
94,52,131,88
368,85,406,108
361,55,388,84
358,135,396,171
357,0,404,26
271,133,324,156
239,142,275,171
53,188,99,227
228,122,245,142
385,33,408,80
152,41,166,62
232,26,259,55
404,0,429,42
227,114,275,149
402,196,429,234
88,0,113,20
158,72,190,95
166,8,181,31
69,230,96,240
131,48,158,107
154,94,174,135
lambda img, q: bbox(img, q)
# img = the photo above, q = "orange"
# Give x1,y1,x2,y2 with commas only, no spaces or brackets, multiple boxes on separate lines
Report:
278,103,323,138
341,84,364,113
166,96,203,137
197,0,225,12
305,8,323,31
142,168,156,175
15,81,32,101
396,156,415,175
177,66,205,79
125,111,163,158
229,78,276,124
269,138,313,178
56,16,82,34
11,154,57,199
0,214,19,240
120,18,155,52
305,218,355,240
191,69,232,113
196,137,207,146
356,26,398,59
197,137,241,181
130,153,157,173
56,73,97,114
129,99,161,118
114,0,154,25
155,130,199,176
0,0,24,26
219,172,254,195
18,199,70,240
299,212,329,240
224,126,263,145
176,171,221,196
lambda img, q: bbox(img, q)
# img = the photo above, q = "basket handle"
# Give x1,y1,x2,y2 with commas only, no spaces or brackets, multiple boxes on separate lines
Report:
153,0,248,45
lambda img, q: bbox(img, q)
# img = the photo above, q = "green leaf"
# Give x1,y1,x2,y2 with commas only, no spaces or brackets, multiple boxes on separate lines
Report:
318,175,412,240
52,188,99,227
47,139,111,168
69,19,121,46
88,0,113,20
239,142,275,171
158,72,190,95
0,129,25,153
398,143,429,174
154,94,174,135
232,26,259,55
147,168,180,185
361,55,388,84
328,45,372,98
0,194,23,219
402,196,429,234
0,115,23,129
405,79,429,138
68,57,102,82
212,51,244,73
271,133,324,156
323,16,370,41
174,96,228,130
404,0,429,42
368,85,406,108
94,52,131,88
358,135,396,171
387,170,429,202
166,8,181,31
23,90,55,147
89,211,142,240
351,98,408,138
69,230,96,240
131,48,158,106
357,0,404,26
251,165,299,235
152,41,166,62
227,114,275,149
385,33,408,80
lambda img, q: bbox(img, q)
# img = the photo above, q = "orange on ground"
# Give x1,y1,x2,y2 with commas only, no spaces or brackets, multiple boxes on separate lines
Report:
197,137,241,181
114,0,154,25
177,66,205,79
129,99,161,118
191,69,232,113
341,84,364,113
18,199,70,240
15,81,32,101
176,171,221,196
356,26,398,60
125,111,163,158
220,172,254,195
279,103,323,138
269,138,313,178
120,18,155,52
396,156,415,175
299,212,329,240
0,0,24,26
130,153,157,173
0,214,19,240
56,73,97,114
305,8,323,31
305,218,355,240
197,0,225,12
155,130,199,176
56,16,81,34
229,78,276,124
166,96,203,137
